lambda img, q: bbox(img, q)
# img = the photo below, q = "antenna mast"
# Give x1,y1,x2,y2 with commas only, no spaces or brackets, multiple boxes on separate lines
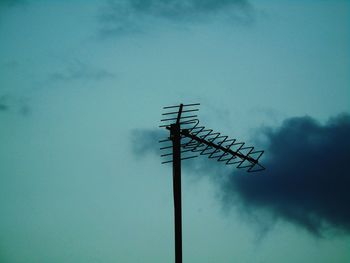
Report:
160,103,265,263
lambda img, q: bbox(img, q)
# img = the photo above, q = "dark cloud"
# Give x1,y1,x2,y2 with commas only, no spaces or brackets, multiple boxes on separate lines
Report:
99,0,253,36
131,113,350,236
226,114,350,236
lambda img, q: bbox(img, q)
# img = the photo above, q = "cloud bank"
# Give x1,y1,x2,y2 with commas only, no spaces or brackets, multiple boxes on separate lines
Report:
131,113,350,236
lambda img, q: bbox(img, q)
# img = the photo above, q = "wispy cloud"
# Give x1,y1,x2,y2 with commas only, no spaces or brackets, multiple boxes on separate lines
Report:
0,96,9,112
99,0,253,37
0,0,26,8
131,113,350,237
0,0,26,15
131,129,166,156
0,94,30,116
49,61,116,83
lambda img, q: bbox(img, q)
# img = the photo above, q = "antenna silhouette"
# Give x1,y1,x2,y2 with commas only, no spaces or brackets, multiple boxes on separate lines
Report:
159,103,265,263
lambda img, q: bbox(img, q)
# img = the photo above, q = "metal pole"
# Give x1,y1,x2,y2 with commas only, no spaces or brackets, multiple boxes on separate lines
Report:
171,123,182,263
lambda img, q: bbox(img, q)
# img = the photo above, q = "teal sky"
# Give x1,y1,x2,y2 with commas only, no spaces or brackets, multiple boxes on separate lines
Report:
1,1,349,262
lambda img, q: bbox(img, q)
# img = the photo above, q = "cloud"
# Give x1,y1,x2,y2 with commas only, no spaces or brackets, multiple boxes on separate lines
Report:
0,104,9,111
0,95,10,112
99,0,253,37
0,0,26,8
0,94,30,116
131,113,350,236
0,0,26,14
226,114,350,236
131,129,166,156
2,60,20,69
49,61,115,82
120,0,249,18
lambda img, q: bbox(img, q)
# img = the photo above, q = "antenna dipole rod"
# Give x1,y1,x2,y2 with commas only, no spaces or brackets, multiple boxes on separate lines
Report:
170,123,182,263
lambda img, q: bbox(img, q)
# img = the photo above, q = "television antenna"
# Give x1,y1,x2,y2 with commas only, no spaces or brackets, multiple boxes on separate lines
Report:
159,103,265,263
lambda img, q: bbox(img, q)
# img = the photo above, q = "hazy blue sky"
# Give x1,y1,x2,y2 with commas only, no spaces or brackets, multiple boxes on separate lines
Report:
1,1,349,262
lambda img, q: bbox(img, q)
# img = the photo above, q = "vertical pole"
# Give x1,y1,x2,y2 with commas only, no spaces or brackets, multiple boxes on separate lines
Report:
171,123,182,263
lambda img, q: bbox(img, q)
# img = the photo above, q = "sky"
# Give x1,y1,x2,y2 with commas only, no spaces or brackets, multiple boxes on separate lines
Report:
0,0,349,262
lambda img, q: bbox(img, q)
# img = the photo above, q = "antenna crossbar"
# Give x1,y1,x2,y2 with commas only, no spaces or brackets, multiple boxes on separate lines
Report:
180,129,259,165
